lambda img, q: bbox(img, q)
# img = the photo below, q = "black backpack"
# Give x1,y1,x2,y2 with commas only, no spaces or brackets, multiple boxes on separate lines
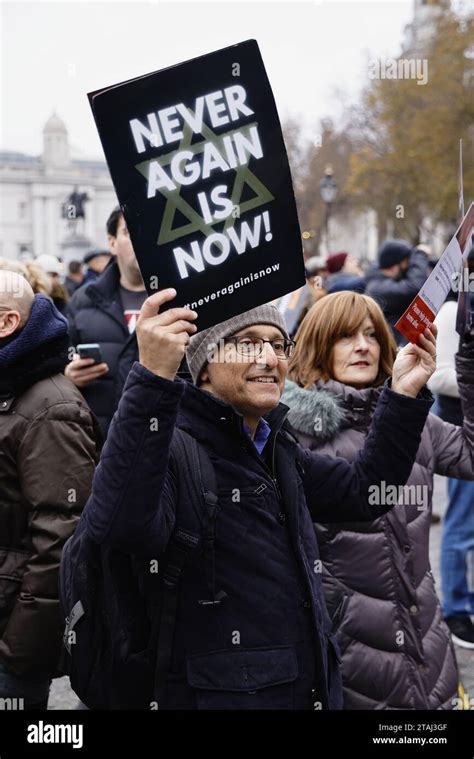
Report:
59,428,226,709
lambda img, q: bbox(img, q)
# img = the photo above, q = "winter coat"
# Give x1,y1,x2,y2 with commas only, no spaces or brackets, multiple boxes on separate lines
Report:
365,249,427,345
0,296,99,678
325,273,365,295
282,360,474,709
65,276,83,298
81,361,432,710
429,298,464,425
66,259,140,440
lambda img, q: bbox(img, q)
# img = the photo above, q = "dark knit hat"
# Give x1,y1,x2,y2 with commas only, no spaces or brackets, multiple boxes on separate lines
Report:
186,304,289,385
326,252,348,274
378,239,412,269
83,248,112,265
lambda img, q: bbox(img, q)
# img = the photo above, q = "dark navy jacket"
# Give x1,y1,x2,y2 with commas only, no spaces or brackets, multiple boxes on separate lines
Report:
82,363,432,710
365,249,428,346
66,260,140,440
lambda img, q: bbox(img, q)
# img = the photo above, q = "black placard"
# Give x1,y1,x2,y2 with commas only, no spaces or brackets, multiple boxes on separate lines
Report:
88,39,305,330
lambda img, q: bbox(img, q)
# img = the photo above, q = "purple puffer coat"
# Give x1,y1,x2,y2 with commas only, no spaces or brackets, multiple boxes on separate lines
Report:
282,351,474,710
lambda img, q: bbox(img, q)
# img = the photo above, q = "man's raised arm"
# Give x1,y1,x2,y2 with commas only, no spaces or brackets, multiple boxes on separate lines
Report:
83,289,198,554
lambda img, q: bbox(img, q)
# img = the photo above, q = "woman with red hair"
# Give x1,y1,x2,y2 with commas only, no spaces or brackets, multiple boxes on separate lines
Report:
282,291,474,710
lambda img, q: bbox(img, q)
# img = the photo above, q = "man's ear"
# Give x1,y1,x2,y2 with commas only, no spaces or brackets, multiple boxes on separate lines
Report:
107,234,117,255
0,310,21,338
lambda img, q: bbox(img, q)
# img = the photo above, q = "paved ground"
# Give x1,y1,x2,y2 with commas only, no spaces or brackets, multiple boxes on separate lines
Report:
48,675,79,710
48,473,473,709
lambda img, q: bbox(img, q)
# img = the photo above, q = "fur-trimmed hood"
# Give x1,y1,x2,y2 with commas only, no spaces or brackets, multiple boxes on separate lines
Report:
281,379,344,443
282,378,383,442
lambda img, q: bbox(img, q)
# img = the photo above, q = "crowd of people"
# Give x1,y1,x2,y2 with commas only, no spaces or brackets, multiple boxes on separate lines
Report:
0,207,472,711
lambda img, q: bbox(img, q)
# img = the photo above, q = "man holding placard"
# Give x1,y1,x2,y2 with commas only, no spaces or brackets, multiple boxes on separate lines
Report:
62,285,439,710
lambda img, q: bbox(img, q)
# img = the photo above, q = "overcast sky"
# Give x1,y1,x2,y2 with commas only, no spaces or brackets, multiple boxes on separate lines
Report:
1,0,418,158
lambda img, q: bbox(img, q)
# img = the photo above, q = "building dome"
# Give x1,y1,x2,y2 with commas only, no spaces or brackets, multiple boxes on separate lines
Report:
43,112,68,134
42,112,69,168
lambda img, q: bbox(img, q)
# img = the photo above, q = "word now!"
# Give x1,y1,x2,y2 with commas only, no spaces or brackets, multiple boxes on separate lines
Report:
173,211,272,279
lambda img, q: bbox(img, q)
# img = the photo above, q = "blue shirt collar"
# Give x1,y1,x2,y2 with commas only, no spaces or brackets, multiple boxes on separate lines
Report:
243,417,272,455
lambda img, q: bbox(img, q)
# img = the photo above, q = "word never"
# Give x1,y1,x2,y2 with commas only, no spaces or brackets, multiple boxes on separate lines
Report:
130,85,254,153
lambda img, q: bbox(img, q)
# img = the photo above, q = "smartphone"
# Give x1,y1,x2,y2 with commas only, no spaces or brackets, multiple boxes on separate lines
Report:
77,343,103,364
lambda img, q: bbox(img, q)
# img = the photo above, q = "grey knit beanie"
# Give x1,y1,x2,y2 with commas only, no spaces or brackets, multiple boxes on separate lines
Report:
186,304,289,385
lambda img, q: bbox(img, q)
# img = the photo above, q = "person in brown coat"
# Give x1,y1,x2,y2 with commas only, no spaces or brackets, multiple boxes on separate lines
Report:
282,291,474,710
0,270,99,709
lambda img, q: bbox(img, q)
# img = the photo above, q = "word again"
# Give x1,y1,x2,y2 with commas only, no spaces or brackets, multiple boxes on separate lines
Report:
146,126,263,196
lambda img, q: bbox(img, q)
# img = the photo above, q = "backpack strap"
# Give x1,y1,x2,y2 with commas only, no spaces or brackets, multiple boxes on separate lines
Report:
152,428,227,707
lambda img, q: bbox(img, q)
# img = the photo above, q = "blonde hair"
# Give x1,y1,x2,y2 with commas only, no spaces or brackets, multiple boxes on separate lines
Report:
288,291,397,388
22,260,52,295
0,258,27,277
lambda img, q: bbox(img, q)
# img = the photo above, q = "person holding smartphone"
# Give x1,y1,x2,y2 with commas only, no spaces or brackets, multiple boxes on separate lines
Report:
65,207,147,440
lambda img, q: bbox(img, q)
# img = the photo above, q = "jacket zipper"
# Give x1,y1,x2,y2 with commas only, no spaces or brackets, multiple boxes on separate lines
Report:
270,433,283,501
243,428,282,501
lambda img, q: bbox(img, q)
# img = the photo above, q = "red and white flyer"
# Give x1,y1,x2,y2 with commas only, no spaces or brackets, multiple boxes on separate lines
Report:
395,203,474,343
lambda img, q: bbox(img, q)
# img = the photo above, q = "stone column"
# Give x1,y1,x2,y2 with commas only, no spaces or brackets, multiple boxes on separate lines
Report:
32,192,44,258
46,196,57,257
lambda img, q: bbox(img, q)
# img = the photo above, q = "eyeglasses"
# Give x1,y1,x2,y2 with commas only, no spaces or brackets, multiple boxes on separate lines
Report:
224,336,296,360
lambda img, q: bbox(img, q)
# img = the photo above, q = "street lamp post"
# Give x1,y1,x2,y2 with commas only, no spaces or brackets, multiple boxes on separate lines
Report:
319,164,337,254
302,228,317,256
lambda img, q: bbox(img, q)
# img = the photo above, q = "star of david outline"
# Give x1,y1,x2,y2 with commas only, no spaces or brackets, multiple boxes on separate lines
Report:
135,119,274,245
